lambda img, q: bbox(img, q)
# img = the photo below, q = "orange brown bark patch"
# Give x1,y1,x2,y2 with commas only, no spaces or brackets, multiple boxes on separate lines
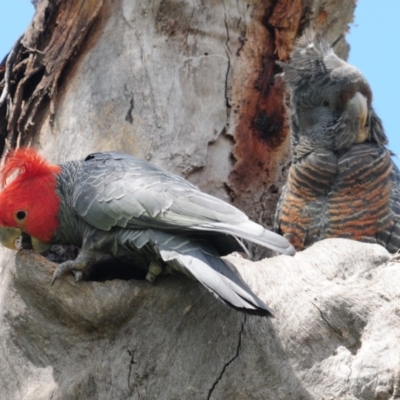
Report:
269,0,303,60
228,0,302,220
315,9,328,26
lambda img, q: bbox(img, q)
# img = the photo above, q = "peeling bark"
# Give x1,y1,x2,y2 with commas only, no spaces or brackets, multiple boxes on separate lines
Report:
0,0,107,151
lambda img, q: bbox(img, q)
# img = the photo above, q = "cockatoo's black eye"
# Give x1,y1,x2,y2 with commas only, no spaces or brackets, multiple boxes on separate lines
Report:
322,100,330,107
16,210,27,221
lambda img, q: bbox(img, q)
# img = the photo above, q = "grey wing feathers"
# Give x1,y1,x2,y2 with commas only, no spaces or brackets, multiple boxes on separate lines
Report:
73,152,242,229
193,220,294,255
129,230,274,316
73,152,294,255
172,251,273,316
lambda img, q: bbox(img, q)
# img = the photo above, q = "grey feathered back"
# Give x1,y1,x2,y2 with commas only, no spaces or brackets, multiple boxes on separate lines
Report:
55,152,295,316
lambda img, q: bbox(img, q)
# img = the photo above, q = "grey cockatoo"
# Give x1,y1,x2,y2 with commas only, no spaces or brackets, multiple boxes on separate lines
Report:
0,149,295,316
274,30,400,252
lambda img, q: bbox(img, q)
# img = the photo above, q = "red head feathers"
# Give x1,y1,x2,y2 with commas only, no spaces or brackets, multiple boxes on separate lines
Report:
0,148,61,243
0,148,60,187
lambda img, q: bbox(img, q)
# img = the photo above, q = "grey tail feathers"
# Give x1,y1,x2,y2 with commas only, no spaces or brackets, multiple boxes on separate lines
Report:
159,245,274,317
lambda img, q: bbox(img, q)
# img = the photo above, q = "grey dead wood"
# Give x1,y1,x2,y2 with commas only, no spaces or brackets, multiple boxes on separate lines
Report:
1,1,394,399
0,239,399,399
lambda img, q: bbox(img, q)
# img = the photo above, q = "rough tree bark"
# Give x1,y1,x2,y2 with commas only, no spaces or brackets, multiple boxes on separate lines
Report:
1,1,397,400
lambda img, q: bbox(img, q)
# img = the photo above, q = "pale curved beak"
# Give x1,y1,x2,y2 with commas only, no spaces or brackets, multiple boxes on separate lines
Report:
0,227,51,253
31,237,51,253
347,92,369,144
0,226,22,250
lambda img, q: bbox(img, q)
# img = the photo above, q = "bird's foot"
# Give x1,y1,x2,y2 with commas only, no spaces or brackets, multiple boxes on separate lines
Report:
73,270,83,281
145,260,163,283
51,252,93,284
51,261,75,285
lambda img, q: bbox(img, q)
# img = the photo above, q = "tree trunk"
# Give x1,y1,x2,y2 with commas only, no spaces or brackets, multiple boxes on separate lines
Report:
3,1,397,400
2,240,399,399
0,0,354,235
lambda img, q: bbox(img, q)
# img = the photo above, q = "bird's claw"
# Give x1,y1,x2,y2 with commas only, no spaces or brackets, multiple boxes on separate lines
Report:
73,270,83,281
145,260,163,283
51,261,81,285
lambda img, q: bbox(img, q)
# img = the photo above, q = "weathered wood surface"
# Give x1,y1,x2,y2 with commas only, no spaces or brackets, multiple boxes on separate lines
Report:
0,239,398,399
2,1,394,399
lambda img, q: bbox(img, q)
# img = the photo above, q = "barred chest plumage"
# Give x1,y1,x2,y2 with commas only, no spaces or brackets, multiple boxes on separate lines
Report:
277,144,397,251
